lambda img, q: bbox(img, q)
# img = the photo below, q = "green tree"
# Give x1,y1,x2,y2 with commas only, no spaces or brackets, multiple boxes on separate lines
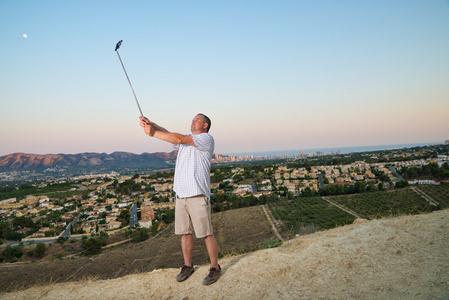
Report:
160,210,175,223
2,245,23,260
395,180,409,188
366,181,377,192
34,243,46,258
124,229,132,239
335,184,345,195
151,221,159,235
301,187,314,197
118,209,130,226
12,216,34,229
0,222,12,239
99,231,109,244
57,236,67,244
132,228,150,243
44,230,55,237
354,181,366,193
6,231,23,241
82,237,103,256
2,245,14,259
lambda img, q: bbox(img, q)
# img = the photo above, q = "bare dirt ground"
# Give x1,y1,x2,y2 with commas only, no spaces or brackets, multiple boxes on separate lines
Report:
2,208,448,299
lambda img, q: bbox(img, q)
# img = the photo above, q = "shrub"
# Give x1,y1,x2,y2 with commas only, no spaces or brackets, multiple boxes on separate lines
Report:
259,239,282,250
34,243,46,258
124,229,132,239
132,228,150,243
2,245,14,259
57,236,67,244
2,245,23,261
395,180,409,188
99,231,109,243
82,237,103,256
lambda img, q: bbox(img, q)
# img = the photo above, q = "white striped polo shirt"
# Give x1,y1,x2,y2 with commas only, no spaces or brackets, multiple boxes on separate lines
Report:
173,133,214,199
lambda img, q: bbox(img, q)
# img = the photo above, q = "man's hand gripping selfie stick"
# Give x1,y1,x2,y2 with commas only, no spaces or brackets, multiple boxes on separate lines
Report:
115,40,149,124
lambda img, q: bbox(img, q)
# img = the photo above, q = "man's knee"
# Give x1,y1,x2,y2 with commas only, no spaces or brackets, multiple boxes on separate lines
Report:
182,234,193,241
203,234,213,240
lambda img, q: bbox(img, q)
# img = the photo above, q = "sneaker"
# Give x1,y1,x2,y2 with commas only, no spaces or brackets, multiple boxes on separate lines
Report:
176,265,194,282
202,265,221,285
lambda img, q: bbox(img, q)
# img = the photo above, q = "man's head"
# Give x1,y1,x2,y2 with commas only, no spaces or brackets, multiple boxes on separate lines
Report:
191,113,211,134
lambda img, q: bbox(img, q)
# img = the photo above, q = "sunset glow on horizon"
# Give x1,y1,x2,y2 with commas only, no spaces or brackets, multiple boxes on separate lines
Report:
1,1,448,156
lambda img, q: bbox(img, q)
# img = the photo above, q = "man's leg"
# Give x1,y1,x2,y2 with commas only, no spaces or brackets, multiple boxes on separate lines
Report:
181,234,194,267
204,234,218,269
203,234,221,285
176,234,195,282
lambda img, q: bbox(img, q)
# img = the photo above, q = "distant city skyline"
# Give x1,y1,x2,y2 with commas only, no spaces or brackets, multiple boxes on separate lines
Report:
227,142,445,157
1,1,448,157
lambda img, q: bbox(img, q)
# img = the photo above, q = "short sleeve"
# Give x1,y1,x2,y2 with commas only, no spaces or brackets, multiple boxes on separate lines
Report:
192,133,214,154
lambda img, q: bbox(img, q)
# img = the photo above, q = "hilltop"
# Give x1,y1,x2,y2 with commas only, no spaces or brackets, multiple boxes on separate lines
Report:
0,152,177,171
2,208,448,299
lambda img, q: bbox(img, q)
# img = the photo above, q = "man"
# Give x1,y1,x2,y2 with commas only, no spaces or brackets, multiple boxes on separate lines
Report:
139,114,221,285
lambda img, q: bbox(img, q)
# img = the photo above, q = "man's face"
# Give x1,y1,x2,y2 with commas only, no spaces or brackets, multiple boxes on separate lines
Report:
191,114,207,134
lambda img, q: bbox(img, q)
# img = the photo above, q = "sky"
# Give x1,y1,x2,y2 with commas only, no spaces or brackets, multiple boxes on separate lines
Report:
1,0,448,157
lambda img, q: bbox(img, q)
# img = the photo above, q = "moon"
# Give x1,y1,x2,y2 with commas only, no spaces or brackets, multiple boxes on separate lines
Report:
23,34,27,38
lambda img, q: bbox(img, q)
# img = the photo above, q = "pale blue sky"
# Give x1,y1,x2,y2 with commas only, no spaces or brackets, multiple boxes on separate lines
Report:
1,1,448,156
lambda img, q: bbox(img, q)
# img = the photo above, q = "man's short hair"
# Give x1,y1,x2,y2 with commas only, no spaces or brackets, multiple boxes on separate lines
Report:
198,113,211,132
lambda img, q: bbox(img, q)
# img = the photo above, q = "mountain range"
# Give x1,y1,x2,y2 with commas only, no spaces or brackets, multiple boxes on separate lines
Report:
0,152,178,172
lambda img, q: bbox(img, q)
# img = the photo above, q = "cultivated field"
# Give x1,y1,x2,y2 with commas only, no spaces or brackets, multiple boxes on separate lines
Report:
268,196,356,239
416,184,449,208
328,188,437,219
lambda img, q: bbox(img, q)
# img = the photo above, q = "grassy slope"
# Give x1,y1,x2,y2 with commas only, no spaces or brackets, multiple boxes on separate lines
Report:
0,206,273,292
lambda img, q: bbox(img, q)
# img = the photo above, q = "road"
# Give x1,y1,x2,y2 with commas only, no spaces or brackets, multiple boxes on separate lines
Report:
130,202,138,227
2,203,139,249
389,166,405,181
1,237,58,248
1,215,81,249
62,215,80,238
251,184,258,194
317,173,325,189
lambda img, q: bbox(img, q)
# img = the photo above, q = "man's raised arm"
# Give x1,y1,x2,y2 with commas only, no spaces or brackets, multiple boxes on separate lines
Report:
140,116,169,133
139,116,195,146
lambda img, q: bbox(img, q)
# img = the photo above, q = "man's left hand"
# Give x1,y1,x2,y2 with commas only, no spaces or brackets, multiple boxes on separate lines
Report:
139,116,155,136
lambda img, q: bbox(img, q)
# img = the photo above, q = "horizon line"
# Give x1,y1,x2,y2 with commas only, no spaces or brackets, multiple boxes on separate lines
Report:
1,141,445,158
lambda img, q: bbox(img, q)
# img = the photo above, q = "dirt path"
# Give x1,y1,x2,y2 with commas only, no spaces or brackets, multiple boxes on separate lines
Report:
261,204,283,241
3,209,448,300
411,186,439,206
322,196,362,218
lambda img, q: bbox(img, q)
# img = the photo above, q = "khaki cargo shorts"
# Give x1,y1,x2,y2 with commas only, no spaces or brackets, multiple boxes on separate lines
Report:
175,195,213,239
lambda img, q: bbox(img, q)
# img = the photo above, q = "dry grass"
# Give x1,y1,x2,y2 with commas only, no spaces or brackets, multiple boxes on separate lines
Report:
0,205,274,293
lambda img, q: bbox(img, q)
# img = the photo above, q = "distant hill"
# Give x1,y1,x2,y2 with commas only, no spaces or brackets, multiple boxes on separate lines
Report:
0,151,178,172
